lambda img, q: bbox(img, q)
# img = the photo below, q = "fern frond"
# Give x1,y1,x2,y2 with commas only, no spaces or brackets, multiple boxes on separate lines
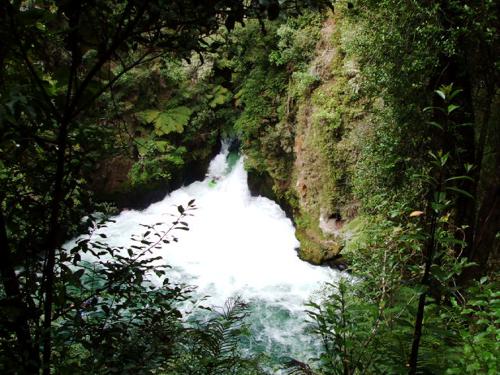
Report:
284,358,316,375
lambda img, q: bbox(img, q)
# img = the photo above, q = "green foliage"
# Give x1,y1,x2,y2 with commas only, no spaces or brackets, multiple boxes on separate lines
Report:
445,278,500,374
306,279,379,375
302,87,499,374
137,106,193,136
128,147,186,189
351,108,428,214
169,298,264,375
230,25,292,188
341,0,499,219
333,1,442,215
1,0,498,373
0,201,266,374
305,212,493,374
226,11,324,195
290,71,321,98
269,11,323,69
207,85,233,109
251,2,499,373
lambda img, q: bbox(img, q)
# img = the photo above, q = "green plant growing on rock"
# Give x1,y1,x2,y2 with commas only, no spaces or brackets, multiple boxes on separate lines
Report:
299,85,498,375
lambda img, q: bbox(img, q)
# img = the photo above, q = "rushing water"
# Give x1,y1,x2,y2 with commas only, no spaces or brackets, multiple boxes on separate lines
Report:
79,143,339,367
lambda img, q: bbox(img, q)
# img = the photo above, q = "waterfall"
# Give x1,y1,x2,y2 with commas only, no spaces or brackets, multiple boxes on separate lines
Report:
78,143,339,364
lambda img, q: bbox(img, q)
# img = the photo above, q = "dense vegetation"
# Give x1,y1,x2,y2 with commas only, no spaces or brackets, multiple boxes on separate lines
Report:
1,0,498,374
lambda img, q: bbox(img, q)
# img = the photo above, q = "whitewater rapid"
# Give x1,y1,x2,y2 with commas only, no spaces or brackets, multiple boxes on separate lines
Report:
80,144,339,363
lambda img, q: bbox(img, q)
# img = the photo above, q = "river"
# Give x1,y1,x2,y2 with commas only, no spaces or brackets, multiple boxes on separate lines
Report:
80,143,339,368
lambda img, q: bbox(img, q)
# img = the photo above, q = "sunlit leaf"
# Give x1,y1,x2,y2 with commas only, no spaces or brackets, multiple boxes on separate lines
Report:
136,106,193,136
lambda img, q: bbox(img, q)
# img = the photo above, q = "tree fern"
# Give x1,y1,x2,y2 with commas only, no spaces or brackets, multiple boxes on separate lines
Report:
207,85,232,108
136,106,193,136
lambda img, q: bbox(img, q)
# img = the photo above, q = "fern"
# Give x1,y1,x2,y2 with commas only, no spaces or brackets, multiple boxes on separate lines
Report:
136,106,193,136
284,359,315,375
207,85,232,108
195,298,250,374
166,298,265,375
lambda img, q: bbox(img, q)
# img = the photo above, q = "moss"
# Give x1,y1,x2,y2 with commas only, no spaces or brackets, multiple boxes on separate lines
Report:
294,211,341,264
340,215,371,255
290,11,367,222
296,228,341,265
285,11,380,261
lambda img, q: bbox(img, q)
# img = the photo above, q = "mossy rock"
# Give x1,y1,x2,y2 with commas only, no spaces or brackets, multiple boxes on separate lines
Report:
295,227,341,265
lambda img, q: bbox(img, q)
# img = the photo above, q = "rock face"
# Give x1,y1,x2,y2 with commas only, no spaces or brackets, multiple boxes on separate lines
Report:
88,143,220,210
319,211,344,236
88,155,136,207
324,255,349,271
286,17,340,264
281,14,366,265
90,155,134,198
296,229,341,265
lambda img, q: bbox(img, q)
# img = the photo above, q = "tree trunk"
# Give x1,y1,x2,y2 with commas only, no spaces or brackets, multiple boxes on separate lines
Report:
41,119,69,375
408,208,438,374
0,206,40,373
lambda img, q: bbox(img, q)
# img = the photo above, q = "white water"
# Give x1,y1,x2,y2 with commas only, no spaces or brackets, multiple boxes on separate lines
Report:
80,144,339,364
